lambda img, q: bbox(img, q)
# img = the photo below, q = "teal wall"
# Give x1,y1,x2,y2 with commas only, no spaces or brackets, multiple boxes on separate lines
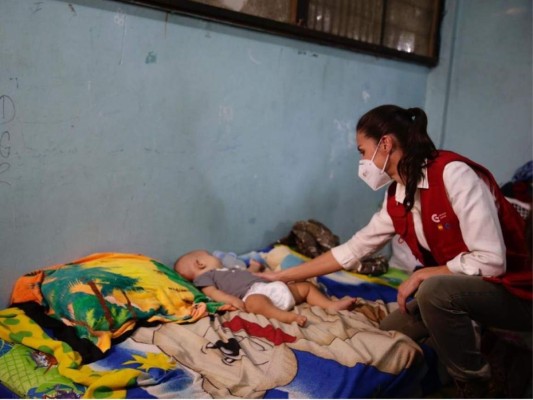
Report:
0,0,531,307
426,0,532,182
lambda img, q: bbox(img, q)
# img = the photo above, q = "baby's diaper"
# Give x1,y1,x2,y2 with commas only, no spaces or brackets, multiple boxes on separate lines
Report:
243,281,295,311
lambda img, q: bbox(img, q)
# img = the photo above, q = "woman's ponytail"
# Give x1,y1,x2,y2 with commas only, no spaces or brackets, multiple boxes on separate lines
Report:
399,107,436,210
407,107,427,129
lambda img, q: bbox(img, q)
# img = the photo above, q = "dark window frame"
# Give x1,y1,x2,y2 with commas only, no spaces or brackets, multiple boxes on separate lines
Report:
114,0,444,67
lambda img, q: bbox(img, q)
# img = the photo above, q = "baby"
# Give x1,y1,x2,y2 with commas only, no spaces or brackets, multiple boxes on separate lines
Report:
174,249,357,326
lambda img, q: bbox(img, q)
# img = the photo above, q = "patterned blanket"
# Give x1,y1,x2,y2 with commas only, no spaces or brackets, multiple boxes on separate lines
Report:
0,307,144,398
129,302,426,398
0,250,441,398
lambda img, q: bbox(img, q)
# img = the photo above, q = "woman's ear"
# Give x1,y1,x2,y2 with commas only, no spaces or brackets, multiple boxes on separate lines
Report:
381,135,393,151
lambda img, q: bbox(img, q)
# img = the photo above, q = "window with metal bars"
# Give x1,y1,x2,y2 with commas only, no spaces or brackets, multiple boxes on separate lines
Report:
114,0,443,66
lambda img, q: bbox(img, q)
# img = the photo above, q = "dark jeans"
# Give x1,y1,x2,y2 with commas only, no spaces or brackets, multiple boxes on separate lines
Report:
379,275,532,381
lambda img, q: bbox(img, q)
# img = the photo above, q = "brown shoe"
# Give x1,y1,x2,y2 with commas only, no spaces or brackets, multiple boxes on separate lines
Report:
454,379,489,398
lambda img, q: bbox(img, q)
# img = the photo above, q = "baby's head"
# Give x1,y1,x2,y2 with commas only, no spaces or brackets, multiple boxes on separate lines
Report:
174,249,222,281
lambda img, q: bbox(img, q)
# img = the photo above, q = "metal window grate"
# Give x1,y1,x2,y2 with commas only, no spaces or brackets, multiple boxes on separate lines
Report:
112,0,443,66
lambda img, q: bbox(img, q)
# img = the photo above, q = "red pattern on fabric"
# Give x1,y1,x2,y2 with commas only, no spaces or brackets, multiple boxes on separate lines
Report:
222,316,297,345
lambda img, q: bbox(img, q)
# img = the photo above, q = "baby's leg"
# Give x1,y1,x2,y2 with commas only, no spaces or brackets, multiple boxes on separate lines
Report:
245,294,307,327
288,282,357,312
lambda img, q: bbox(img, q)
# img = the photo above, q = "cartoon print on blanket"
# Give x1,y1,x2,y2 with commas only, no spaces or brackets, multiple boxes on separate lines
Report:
132,301,424,398
132,313,297,398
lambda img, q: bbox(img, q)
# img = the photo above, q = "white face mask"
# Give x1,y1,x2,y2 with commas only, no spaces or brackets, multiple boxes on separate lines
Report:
358,138,392,191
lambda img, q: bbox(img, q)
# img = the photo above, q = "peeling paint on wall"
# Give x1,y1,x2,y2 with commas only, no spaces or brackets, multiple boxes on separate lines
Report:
114,8,127,65
219,105,234,123
145,51,157,64
248,49,261,65
114,9,125,26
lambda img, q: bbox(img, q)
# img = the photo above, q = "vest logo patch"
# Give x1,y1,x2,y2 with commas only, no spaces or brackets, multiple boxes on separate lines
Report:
437,223,452,231
431,212,447,223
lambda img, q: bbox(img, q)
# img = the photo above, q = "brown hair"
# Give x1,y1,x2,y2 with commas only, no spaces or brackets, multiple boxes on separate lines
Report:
356,105,438,211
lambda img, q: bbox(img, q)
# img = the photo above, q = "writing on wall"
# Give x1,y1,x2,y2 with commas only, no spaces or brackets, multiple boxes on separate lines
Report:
0,94,16,186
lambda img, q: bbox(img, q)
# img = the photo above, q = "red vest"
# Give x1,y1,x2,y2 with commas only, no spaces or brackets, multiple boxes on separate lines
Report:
387,150,532,300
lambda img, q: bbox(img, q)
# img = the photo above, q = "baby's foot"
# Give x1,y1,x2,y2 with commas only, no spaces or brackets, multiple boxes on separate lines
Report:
329,297,358,312
279,312,307,327
293,314,307,327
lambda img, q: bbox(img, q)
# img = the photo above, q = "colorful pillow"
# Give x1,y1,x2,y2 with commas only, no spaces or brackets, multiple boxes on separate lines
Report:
10,253,231,352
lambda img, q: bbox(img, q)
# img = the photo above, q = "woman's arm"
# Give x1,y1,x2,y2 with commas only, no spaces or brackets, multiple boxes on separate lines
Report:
202,286,245,310
255,251,343,282
332,194,396,270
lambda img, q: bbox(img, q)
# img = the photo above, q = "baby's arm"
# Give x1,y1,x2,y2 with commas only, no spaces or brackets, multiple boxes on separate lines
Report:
248,259,265,273
202,286,245,311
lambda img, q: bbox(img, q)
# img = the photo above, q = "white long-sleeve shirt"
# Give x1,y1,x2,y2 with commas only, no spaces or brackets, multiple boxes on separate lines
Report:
331,161,506,277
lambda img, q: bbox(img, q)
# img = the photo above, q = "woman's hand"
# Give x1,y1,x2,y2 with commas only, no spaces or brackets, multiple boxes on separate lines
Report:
253,269,284,282
254,251,343,283
397,265,452,313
